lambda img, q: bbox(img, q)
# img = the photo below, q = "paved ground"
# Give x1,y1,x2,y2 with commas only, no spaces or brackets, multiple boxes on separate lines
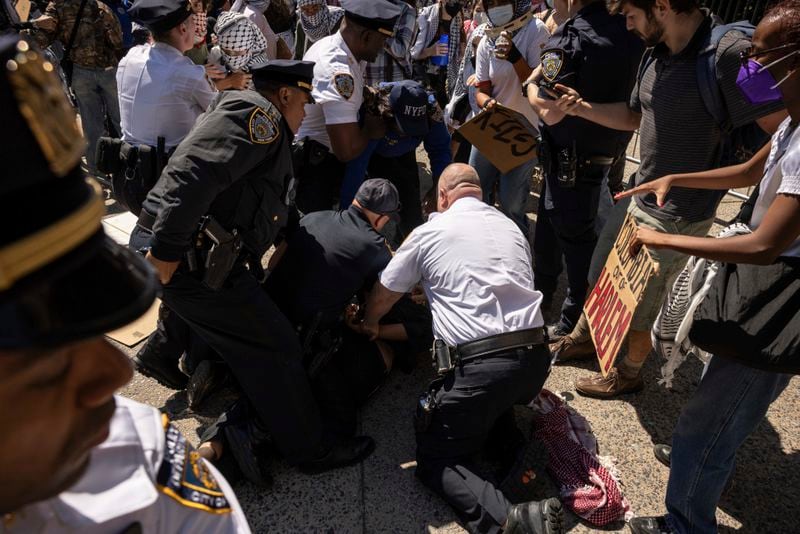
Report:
108,143,799,533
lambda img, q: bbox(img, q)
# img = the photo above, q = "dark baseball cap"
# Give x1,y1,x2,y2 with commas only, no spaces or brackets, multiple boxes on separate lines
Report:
355,179,401,220
389,80,430,138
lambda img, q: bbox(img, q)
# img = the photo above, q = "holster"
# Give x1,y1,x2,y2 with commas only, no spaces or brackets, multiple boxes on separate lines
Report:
113,139,168,216
199,215,242,291
292,137,330,174
95,137,123,174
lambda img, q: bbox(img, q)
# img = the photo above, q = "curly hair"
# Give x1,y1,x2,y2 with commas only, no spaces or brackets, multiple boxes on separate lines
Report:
607,0,699,16
763,0,800,47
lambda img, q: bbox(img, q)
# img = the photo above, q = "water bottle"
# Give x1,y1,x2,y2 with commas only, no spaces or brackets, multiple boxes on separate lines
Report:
431,34,449,67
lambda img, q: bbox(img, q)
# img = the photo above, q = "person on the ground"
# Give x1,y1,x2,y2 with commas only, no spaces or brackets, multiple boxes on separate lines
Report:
129,59,376,486
29,0,123,179
546,0,786,396
341,80,451,239
526,0,643,338
362,163,564,534
411,0,466,106
294,0,402,213
620,4,800,532
0,33,249,533
471,0,550,236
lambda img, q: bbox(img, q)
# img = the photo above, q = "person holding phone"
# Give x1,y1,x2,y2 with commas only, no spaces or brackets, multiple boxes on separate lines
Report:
525,0,643,342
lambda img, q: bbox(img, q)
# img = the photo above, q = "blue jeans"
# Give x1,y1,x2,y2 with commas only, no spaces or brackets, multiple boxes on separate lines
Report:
468,147,536,237
666,356,791,534
71,65,121,174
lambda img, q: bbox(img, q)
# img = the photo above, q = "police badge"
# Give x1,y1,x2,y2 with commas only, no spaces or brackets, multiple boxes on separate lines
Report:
540,49,564,82
248,107,279,144
333,72,355,100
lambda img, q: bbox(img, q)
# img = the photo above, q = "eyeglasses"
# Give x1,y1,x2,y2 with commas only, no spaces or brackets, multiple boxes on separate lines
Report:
739,42,799,69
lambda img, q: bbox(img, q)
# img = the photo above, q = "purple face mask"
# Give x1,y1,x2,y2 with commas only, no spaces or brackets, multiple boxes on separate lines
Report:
736,59,783,104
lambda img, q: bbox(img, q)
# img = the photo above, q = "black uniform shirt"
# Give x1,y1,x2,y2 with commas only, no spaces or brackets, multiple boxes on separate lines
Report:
145,90,293,261
266,205,393,326
539,1,644,156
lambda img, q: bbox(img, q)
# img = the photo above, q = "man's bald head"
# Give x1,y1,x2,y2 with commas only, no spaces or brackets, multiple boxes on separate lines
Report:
437,163,483,212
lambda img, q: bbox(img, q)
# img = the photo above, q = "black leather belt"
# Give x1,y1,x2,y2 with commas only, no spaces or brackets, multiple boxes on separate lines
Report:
137,209,156,231
456,327,546,362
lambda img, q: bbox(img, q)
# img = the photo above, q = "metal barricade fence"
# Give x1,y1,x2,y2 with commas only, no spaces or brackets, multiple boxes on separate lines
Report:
702,0,769,24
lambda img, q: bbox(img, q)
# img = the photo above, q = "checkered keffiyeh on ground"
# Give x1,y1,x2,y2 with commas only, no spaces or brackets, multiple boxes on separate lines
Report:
529,389,632,526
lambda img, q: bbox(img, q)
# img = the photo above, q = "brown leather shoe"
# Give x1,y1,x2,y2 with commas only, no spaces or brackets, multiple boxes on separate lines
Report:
550,337,596,363
575,367,643,399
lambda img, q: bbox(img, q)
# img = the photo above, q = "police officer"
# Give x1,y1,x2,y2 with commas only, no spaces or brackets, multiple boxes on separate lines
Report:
0,34,249,532
294,0,403,214
525,0,643,339
362,164,564,534
341,80,452,239
129,58,375,481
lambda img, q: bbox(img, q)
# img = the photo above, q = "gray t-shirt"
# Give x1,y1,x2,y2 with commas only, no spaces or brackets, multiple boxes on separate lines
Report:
630,17,784,222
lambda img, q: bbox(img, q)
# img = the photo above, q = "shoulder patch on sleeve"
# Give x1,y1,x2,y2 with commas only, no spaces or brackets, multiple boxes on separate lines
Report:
541,49,564,82
333,72,355,99
249,106,280,145
156,417,232,514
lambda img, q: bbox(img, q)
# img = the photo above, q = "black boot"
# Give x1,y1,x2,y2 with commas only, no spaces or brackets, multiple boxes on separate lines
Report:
133,342,187,390
505,498,564,534
297,436,376,475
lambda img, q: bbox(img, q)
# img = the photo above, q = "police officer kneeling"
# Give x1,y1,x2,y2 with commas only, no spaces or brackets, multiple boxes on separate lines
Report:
362,163,564,534
130,59,375,479
0,35,249,532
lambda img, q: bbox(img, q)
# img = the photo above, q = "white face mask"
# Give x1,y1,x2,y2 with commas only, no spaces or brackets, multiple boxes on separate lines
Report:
487,4,514,26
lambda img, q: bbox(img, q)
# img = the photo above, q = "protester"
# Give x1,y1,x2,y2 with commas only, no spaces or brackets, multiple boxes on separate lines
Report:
444,23,485,162
212,10,271,84
411,0,466,106
620,5,799,531
230,0,294,58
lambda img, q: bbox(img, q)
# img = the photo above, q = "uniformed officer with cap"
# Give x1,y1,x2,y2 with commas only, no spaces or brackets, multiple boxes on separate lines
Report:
0,34,249,532
294,0,403,214
526,0,643,340
129,58,376,482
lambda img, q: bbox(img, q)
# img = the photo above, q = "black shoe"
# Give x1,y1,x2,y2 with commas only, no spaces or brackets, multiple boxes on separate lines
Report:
221,422,273,488
186,360,227,410
297,436,375,475
628,516,674,534
653,444,671,468
133,349,188,390
505,497,564,534
545,324,570,343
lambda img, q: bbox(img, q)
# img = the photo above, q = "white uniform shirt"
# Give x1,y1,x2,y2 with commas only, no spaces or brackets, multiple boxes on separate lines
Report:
752,117,800,258
4,397,250,533
475,19,550,130
117,43,217,150
296,31,365,149
380,196,544,346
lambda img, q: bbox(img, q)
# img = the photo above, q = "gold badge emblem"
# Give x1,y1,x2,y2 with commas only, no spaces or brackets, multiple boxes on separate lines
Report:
248,107,279,144
541,49,565,83
6,40,84,177
333,72,355,100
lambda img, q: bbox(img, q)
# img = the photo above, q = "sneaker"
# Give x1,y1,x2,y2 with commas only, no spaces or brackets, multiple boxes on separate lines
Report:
575,367,643,399
550,336,596,363
653,444,671,468
628,516,674,534
505,497,564,534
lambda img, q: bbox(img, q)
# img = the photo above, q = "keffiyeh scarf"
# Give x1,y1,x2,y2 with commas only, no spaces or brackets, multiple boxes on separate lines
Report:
419,3,463,98
483,0,533,45
215,11,270,72
450,23,486,106
298,0,344,42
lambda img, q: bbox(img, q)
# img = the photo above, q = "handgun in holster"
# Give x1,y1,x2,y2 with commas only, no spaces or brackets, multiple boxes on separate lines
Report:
199,215,242,291
95,137,123,175
414,376,444,433
557,141,577,189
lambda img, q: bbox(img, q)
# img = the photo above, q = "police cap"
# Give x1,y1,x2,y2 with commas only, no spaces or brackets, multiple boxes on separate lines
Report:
389,80,430,138
0,35,157,349
128,0,194,34
355,179,401,220
251,59,316,97
341,0,403,37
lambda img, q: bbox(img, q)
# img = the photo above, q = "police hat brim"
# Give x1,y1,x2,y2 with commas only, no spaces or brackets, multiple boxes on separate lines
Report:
0,233,158,349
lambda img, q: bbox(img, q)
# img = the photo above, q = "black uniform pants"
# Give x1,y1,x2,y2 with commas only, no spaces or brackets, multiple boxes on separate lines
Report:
295,150,345,214
368,150,423,238
161,266,325,464
415,345,551,534
533,167,606,333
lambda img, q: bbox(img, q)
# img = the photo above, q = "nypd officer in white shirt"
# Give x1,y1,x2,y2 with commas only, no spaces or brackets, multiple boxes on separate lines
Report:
0,35,249,533
294,0,403,214
362,163,564,534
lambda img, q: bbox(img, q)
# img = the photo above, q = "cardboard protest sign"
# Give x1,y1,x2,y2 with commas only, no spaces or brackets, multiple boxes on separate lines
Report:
457,104,538,173
15,0,31,21
584,214,657,377
106,298,160,347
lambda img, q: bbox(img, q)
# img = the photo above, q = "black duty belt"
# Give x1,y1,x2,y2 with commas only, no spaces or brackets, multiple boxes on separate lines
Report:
456,327,546,362
137,209,156,231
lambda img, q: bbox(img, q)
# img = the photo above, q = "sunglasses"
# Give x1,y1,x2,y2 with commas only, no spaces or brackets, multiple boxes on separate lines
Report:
739,42,799,69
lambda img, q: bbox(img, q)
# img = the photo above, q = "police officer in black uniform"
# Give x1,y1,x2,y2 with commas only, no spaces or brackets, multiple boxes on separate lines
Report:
525,0,643,339
129,58,376,478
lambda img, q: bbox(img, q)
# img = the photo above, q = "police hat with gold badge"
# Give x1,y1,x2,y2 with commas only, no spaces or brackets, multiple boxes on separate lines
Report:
0,35,157,349
250,59,316,100
340,0,403,37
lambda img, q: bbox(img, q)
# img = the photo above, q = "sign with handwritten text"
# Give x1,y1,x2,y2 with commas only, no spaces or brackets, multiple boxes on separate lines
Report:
457,104,538,173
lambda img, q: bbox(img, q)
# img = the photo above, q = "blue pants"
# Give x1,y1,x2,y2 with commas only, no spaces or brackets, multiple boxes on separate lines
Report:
71,65,121,174
666,356,791,534
468,147,536,237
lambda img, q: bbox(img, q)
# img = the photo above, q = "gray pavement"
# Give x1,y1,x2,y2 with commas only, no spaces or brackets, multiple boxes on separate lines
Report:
111,145,798,533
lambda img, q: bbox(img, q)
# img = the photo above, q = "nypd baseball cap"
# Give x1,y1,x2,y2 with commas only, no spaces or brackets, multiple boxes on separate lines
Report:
389,80,430,138
355,179,401,221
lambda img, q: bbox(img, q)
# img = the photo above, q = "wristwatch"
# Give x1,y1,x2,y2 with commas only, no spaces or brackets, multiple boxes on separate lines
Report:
521,79,536,97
